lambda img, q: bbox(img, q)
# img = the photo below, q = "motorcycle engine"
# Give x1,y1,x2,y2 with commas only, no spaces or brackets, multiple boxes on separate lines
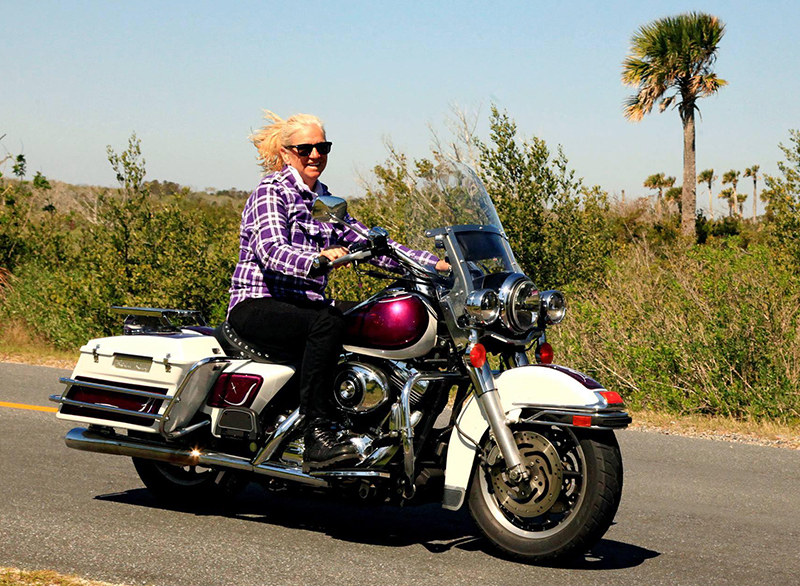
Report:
333,360,429,415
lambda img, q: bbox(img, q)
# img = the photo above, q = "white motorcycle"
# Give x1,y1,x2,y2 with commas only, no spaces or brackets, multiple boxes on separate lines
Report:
51,161,630,563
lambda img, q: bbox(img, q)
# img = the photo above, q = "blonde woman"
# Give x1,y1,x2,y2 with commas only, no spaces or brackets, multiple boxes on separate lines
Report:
228,111,447,469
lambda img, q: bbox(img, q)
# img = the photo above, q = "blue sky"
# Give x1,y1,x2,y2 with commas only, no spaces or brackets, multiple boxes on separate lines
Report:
2,1,797,217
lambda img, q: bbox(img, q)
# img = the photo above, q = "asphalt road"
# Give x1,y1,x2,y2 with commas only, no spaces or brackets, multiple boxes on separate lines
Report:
1,361,798,586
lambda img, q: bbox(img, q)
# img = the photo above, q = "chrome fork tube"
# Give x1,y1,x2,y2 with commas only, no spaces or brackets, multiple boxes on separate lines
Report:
465,358,527,481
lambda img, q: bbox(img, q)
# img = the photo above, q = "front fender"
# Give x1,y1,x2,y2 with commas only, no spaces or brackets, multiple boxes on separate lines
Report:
441,364,624,511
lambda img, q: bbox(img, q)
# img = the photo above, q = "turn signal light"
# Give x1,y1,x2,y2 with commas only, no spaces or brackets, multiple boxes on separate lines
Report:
538,342,554,364
599,390,624,405
469,343,487,368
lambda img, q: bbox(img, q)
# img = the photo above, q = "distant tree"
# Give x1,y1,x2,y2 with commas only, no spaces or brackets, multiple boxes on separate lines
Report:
722,170,741,216
761,130,800,265
719,187,736,217
697,169,716,219
622,12,727,236
643,173,676,214
665,185,683,214
744,165,760,219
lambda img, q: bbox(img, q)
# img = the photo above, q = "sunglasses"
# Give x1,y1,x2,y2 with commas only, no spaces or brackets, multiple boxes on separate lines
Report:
285,142,333,157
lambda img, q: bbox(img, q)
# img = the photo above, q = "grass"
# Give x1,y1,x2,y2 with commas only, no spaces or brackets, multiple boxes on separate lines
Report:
0,319,76,369
0,568,130,586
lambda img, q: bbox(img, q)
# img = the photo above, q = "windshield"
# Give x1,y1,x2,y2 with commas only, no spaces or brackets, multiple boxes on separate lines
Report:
389,160,505,249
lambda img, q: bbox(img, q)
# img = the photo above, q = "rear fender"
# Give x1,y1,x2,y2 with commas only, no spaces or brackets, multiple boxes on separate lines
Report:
441,365,625,511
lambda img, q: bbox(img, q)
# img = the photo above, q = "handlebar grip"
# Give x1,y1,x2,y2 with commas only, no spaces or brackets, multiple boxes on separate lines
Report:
330,249,372,267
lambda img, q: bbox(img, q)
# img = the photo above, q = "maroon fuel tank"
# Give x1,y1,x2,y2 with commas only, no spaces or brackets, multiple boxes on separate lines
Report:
342,292,436,358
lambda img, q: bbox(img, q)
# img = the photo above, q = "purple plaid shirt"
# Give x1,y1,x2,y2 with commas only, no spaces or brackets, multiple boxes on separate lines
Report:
228,166,439,315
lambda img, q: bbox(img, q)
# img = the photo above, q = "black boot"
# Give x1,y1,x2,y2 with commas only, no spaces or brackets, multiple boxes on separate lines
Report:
303,419,359,471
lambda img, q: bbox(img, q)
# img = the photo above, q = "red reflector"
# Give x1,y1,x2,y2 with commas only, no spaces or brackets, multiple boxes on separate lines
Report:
538,342,554,364
573,415,592,427
469,343,487,368
207,373,263,408
599,390,624,404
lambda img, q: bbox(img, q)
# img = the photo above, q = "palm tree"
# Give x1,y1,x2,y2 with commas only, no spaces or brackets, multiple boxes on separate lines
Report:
697,168,716,219
622,12,727,236
722,169,740,216
665,185,683,214
643,173,675,215
744,165,760,219
719,187,735,217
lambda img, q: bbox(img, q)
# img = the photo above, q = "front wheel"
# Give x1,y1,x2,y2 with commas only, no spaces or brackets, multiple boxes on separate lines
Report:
468,425,623,563
132,457,249,507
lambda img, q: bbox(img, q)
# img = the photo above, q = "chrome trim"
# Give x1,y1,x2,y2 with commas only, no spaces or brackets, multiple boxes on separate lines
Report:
464,288,500,326
252,408,303,466
398,371,465,498
310,469,391,479
55,397,162,420
57,378,168,400
539,290,567,325
168,419,210,438
157,356,230,437
64,427,329,488
485,328,539,346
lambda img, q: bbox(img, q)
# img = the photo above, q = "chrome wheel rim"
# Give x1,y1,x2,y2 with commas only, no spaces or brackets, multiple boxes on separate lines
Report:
479,426,586,539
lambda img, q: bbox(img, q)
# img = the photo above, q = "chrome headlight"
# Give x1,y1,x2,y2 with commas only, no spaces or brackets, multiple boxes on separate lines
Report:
465,288,500,325
539,290,567,324
498,274,540,334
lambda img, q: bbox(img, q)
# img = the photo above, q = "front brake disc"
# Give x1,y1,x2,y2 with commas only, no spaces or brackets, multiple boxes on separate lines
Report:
487,430,563,517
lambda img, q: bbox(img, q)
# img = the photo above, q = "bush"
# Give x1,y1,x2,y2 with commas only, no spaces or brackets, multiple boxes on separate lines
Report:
552,240,800,422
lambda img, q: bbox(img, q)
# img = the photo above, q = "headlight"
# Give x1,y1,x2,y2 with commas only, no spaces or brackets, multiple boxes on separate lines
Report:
465,288,499,325
539,290,567,324
498,274,539,334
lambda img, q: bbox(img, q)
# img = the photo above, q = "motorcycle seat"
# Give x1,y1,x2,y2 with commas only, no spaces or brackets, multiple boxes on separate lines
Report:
214,321,295,365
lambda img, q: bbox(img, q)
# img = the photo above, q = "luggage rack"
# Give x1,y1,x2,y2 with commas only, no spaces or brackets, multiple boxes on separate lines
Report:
50,356,230,439
110,306,207,335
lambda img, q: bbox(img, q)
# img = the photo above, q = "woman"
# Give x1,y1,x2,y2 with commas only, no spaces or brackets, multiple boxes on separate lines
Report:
228,111,448,470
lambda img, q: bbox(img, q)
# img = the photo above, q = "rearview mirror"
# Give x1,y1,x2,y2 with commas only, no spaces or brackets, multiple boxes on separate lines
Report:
312,195,348,224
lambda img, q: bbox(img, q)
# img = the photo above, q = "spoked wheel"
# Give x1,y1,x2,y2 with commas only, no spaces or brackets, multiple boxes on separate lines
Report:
468,425,623,563
132,457,249,507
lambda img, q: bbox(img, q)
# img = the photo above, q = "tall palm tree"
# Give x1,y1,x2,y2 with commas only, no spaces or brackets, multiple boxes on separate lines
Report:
722,169,740,216
622,12,727,236
719,187,735,217
744,165,760,219
697,168,716,219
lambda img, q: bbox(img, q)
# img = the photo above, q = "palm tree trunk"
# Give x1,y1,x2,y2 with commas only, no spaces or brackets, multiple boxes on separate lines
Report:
752,179,757,220
681,111,696,236
708,182,714,220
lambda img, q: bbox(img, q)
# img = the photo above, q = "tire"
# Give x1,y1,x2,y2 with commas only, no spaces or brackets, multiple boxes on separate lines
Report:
468,425,623,563
132,457,249,507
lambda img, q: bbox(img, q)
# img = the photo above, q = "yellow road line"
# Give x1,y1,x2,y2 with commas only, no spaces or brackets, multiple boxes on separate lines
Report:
0,401,58,413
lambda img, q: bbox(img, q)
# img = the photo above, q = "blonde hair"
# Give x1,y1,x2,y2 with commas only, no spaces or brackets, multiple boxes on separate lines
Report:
250,110,326,172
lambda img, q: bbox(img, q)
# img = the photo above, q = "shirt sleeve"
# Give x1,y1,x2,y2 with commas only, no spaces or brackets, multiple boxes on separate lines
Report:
338,215,440,271
248,184,318,278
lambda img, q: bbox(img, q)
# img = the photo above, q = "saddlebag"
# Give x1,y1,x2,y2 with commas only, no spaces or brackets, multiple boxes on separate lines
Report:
53,331,228,436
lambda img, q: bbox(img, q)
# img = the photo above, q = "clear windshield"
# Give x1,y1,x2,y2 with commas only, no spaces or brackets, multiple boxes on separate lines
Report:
401,161,518,279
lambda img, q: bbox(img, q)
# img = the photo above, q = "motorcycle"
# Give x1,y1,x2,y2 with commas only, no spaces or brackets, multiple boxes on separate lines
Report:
50,161,630,563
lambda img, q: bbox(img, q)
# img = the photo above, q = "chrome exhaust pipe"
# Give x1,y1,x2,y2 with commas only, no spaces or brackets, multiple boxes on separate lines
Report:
64,427,328,487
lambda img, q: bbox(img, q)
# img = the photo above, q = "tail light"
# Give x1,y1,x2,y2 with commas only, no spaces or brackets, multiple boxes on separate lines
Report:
207,373,263,408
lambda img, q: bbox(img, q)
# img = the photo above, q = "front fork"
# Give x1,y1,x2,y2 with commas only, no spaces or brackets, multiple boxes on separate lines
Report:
464,347,531,485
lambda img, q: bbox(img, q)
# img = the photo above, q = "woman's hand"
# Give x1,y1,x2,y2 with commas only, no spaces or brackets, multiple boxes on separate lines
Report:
435,259,451,273
319,246,350,268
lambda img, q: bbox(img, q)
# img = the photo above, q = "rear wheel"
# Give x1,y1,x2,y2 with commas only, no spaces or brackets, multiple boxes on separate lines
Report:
132,457,249,507
468,425,623,562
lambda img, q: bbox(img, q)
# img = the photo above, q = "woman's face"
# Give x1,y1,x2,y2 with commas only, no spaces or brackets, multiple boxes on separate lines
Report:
281,125,328,188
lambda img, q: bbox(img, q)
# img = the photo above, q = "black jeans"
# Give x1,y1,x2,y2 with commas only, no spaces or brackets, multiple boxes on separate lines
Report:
229,297,346,421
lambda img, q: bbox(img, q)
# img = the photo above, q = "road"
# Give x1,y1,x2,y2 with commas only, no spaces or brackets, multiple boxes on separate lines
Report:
1,362,798,586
